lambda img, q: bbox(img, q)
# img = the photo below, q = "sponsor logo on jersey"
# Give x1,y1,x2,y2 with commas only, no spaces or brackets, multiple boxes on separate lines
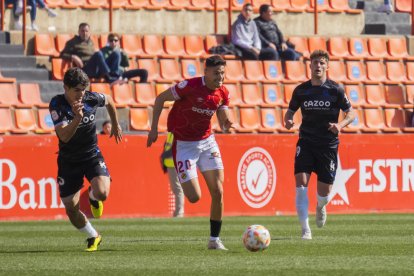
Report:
57,177,65,186
177,80,188,89
192,106,215,116
303,100,331,108
181,173,187,180
237,147,277,208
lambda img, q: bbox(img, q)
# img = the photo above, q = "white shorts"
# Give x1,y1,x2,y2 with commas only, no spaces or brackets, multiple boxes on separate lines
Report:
173,135,224,183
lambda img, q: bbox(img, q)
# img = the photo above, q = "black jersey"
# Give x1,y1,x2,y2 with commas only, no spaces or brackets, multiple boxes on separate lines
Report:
49,91,106,161
288,79,351,148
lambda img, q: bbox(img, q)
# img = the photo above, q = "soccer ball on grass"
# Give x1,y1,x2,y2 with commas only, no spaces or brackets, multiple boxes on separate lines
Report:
242,224,271,252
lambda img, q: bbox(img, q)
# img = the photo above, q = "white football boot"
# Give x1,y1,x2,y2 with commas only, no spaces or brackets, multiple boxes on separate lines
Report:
207,238,228,250
316,205,327,228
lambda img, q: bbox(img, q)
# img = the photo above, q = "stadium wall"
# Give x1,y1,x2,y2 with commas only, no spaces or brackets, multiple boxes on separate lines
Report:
0,134,413,221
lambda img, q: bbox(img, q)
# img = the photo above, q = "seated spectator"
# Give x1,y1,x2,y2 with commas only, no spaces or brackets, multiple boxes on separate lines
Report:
100,120,112,135
100,33,148,86
254,4,300,61
377,0,393,13
231,3,278,61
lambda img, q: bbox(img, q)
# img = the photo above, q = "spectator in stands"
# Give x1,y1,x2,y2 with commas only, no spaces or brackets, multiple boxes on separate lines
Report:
231,3,278,60
160,132,184,218
254,4,300,61
60,23,118,83
378,0,393,13
100,120,112,135
15,0,58,31
99,33,148,86
4,0,22,30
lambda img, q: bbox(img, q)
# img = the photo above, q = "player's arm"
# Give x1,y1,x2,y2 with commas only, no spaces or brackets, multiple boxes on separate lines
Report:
328,108,356,134
105,94,123,143
54,101,83,143
147,88,176,147
284,88,299,130
216,108,233,133
284,109,296,130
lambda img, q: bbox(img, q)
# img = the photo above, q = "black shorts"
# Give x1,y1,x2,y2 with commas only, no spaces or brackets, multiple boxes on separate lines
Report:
57,152,110,198
294,140,338,184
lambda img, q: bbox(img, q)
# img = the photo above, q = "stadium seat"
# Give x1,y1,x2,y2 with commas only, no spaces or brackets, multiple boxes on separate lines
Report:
126,0,148,9
262,84,284,107
329,0,362,13
241,84,263,107
0,83,30,107
52,58,72,80
90,83,112,97
148,0,171,9
328,37,349,59
0,72,16,83
121,34,145,58
14,108,45,133
44,0,67,8
112,83,136,107
344,84,366,107
155,83,173,96
364,85,386,108
271,0,291,12
204,35,236,59
66,0,96,9
404,85,414,108
135,83,155,106
184,35,207,57
37,108,55,132
159,59,182,82
137,59,160,82
190,0,211,10
365,61,386,84
362,108,385,133
225,83,242,106
55,33,73,53
283,61,306,83
346,61,366,83
143,35,174,58
263,61,284,82
237,107,260,133
164,35,196,58
348,37,377,60
34,34,59,57
308,36,327,54
181,59,202,79
406,62,414,81
385,61,413,85
280,108,301,132
130,107,150,131
395,0,412,13
224,60,245,83
305,60,311,79
388,37,414,61
86,0,108,8
327,60,347,83
382,108,414,133
309,0,340,12
283,83,297,107
287,36,310,59
18,83,48,108
259,108,282,132
367,37,398,61
89,34,100,52
99,34,108,49
341,108,364,133
383,85,405,108
157,107,170,132
289,0,309,12
243,60,265,82
0,107,27,134
168,0,195,10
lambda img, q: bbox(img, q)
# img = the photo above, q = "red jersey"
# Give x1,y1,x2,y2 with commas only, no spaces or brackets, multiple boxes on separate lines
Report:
168,77,230,141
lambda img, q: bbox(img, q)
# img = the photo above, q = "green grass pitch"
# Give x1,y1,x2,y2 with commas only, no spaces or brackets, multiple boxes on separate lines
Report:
0,214,413,275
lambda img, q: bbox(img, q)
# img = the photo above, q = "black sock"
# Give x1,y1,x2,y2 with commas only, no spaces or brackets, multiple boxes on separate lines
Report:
210,219,222,238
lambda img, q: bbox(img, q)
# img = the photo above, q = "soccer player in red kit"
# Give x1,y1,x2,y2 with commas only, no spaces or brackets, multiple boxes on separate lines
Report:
147,55,233,250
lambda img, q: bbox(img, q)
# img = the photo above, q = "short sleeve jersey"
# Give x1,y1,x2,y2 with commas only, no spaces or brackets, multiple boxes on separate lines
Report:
49,91,106,161
288,79,352,148
168,77,230,141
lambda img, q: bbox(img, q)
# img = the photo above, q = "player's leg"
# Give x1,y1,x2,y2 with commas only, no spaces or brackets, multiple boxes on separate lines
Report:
294,141,314,240
167,167,184,217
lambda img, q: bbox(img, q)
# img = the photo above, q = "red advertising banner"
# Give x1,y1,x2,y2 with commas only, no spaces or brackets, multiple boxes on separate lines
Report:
0,134,413,221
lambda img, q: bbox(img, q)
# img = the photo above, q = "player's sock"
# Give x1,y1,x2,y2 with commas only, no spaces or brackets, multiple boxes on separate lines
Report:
317,194,329,208
210,219,222,240
296,186,310,231
79,221,98,238
89,188,98,201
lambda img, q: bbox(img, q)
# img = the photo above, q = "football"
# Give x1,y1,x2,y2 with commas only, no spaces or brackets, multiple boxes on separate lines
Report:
242,224,271,252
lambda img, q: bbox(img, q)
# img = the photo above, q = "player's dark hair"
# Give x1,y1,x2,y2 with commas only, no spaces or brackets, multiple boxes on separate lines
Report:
259,4,271,15
205,55,226,67
78,22,90,30
310,50,329,62
63,67,90,88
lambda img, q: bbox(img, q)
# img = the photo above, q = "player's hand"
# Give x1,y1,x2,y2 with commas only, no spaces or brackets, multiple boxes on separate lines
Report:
328,122,341,134
222,119,234,133
72,100,84,118
251,47,260,56
110,123,123,144
268,43,277,50
147,129,158,147
285,119,294,130
281,42,288,51
71,55,83,68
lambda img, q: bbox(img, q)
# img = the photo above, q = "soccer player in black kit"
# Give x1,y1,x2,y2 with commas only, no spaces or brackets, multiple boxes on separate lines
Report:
49,68,122,251
284,50,355,240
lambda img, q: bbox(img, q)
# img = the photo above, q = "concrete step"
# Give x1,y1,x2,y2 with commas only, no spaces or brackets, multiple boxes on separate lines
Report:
364,12,410,24
0,44,24,55
0,32,9,44
1,68,49,81
0,55,36,68
37,80,64,103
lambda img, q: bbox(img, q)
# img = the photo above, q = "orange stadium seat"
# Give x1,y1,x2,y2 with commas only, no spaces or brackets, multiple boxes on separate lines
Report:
346,61,366,83
184,35,207,57
112,83,136,107
252,0,272,11
52,58,72,80
164,35,194,58
388,37,414,61
159,59,182,82
181,59,202,79
157,107,170,132
367,37,398,61
137,59,160,82
395,0,412,13
237,107,260,133
143,35,174,58
90,83,112,97
190,0,211,10
34,34,59,57
305,60,311,79
406,62,414,81
130,107,150,131
365,61,386,84
262,84,284,107
0,72,16,83
65,0,93,9
329,0,362,13
384,85,405,108
404,85,414,108
241,84,263,107
204,35,236,59
327,60,347,83
89,34,100,52
284,61,306,83
148,0,170,9
280,108,301,132
385,61,413,84
224,60,245,83
244,60,265,82
225,83,242,106
345,84,366,107
328,37,349,59
14,108,45,133
121,35,153,58
287,36,310,58
99,34,108,49
155,83,172,96
308,36,327,54
289,0,309,12
0,83,30,107
309,0,336,12
168,0,193,10
55,33,73,53
135,83,155,106
348,37,377,60
271,0,291,12
364,85,386,108
263,61,284,82
0,108,25,134
87,0,108,8
37,108,55,132
283,83,297,107
44,0,66,8
127,0,149,9
341,108,364,133
259,108,282,132
18,83,48,108
383,108,406,133
362,108,385,133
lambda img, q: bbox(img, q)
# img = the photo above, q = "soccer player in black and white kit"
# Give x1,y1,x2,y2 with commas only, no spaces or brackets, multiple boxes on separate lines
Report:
49,68,122,251
284,50,355,240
